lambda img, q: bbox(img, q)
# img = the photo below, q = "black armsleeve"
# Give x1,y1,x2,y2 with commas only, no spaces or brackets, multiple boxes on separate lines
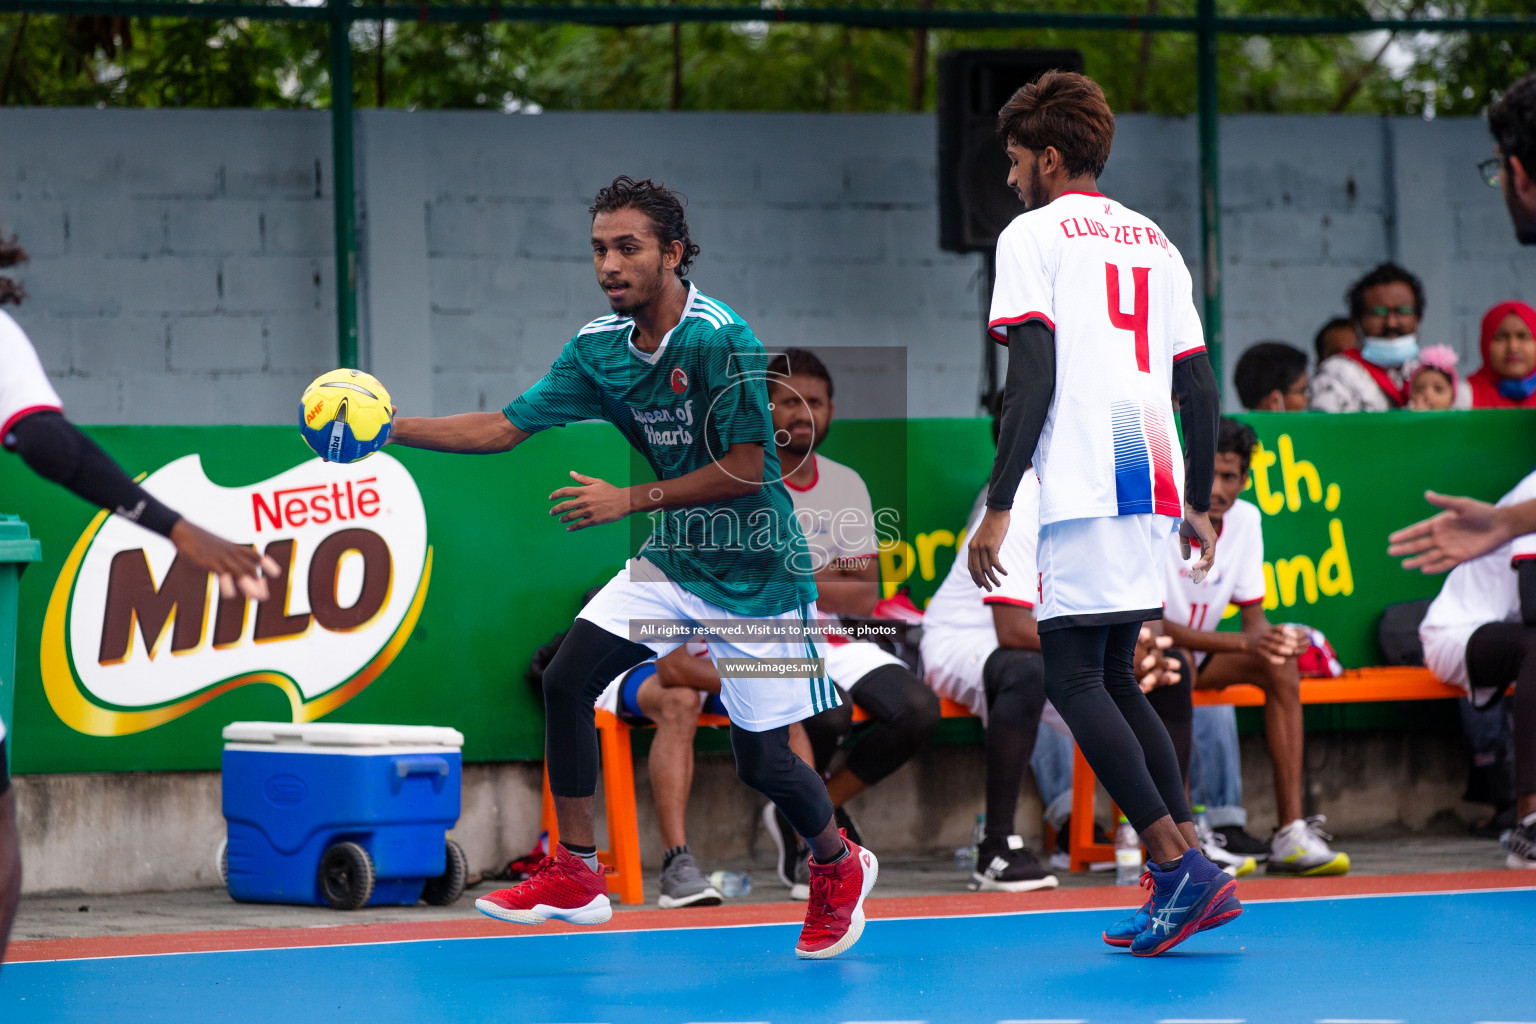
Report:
5,412,182,537
1172,352,1219,514
1519,561,1536,627
987,320,1056,511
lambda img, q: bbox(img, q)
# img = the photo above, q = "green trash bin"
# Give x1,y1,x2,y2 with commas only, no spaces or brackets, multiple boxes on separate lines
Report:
0,514,42,774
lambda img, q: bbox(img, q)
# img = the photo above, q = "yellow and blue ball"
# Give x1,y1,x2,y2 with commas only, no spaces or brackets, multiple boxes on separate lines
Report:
300,369,393,463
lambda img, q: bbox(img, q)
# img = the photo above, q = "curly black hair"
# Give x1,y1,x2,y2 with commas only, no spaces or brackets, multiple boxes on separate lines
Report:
1490,72,1536,180
590,175,700,279
1217,417,1259,474
1346,262,1424,322
1233,341,1308,410
0,222,27,306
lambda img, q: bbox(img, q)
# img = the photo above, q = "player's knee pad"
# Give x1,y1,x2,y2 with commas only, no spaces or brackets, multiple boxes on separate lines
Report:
983,648,1046,716
541,619,651,715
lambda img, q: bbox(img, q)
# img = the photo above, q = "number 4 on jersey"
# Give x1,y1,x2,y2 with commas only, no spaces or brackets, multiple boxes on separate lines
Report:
1106,263,1151,373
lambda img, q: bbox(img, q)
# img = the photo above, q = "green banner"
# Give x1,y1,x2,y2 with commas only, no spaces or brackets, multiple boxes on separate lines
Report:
1,411,1533,773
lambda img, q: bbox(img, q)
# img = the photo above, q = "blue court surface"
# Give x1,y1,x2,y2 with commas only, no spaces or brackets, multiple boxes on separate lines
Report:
3,888,1532,1024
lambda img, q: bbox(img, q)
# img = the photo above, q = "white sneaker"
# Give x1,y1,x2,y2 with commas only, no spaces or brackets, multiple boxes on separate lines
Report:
1267,815,1350,876
1505,814,1536,869
1197,821,1256,877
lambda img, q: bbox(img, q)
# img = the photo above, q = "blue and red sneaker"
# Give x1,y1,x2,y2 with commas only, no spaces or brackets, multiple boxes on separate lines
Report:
1102,892,1152,947
1128,848,1242,957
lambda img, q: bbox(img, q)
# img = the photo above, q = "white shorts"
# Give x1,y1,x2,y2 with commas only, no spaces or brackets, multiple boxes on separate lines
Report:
917,629,997,723
825,641,906,691
1037,513,1177,628
578,558,836,731
1420,622,1477,695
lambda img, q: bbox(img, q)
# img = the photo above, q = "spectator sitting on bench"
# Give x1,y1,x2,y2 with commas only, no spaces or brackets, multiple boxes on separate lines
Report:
1158,418,1350,876
754,348,942,898
1419,465,1536,869
1234,341,1310,412
527,631,729,909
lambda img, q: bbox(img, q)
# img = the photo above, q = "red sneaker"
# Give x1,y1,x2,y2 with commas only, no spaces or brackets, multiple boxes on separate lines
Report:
795,830,878,960
475,844,612,926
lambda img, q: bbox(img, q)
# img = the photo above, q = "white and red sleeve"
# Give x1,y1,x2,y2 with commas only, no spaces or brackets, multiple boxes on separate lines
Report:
1230,504,1268,607
987,219,1055,344
982,483,1041,609
0,310,63,437
1169,262,1208,365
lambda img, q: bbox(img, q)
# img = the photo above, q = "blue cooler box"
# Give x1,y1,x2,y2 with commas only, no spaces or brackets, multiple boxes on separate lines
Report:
222,722,465,908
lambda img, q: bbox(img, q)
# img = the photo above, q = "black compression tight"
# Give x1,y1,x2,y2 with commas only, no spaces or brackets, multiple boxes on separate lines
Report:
1145,648,1194,782
1465,622,1536,797
981,647,1048,839
731,723,835,840
798,664,941,786
1039,620,1192,834
541,619,656,797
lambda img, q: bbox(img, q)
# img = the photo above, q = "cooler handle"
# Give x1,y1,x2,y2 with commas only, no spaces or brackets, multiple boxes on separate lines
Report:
392,755,450,791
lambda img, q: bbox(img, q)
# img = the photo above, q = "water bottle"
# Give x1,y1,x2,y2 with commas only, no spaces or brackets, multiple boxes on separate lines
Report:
708,870,752,898
1114,815,1143,886
955,812,985,871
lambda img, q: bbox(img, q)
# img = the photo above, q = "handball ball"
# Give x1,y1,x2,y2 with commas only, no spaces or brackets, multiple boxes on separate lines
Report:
300,369,393,463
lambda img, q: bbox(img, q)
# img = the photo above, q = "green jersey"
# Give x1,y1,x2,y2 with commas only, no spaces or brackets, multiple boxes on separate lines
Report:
505,284,817,616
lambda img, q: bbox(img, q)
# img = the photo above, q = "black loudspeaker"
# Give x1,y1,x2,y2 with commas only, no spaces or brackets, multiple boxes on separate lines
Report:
937,49,1085,253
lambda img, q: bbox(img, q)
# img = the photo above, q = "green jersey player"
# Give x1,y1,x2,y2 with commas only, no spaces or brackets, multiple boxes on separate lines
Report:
390,177,876,959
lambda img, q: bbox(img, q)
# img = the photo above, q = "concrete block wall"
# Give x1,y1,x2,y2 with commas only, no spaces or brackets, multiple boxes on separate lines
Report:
0,109,338,425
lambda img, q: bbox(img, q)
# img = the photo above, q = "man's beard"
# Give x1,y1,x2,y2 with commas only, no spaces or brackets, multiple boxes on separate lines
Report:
1507,187,1536,245
779,419,830,459
1021,157,1051,211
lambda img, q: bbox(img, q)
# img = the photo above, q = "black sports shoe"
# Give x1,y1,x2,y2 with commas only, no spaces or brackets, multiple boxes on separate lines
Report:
834,806,864,848
762,803,806,890
1505,814,1536,869
1216,825,1271,860
972,835,1059,893
1050,816,1113,871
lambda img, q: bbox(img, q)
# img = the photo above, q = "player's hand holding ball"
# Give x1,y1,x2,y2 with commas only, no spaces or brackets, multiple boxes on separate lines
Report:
300,368,394,463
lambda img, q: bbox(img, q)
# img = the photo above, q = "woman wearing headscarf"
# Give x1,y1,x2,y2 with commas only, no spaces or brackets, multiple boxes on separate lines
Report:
1469,301,1536,409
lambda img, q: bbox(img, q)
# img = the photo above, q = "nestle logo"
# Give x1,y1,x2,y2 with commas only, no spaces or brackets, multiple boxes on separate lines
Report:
253,478,382,532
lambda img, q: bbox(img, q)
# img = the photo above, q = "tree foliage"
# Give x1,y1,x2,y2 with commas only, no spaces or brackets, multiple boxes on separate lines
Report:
0,0,1527,116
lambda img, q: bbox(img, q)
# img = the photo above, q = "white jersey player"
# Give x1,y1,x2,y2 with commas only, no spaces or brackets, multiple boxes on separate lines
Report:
1419,467,1536,868
964,70,1234,956
0,242,277,961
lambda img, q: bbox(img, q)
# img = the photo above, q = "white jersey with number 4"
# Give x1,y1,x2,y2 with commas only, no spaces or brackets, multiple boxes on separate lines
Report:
988,191,1206,527
1161,497,1267,666
0,309,63,439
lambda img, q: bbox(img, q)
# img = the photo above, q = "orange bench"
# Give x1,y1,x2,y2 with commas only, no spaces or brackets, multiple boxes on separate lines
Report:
542,667,1463,902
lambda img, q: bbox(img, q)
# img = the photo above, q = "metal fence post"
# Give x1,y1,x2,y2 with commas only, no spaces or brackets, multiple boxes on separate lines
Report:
329,0,360,370
1197,0,1223,386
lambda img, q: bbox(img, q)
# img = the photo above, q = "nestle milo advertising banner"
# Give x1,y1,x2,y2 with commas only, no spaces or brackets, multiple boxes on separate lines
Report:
1,411,1534,774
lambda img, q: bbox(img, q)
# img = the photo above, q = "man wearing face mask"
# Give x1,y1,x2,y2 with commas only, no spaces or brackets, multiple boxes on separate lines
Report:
1309,263,1427,413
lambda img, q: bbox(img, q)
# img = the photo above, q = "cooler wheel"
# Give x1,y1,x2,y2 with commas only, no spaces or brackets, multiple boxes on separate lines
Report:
422,839,468,906
319,841,376,910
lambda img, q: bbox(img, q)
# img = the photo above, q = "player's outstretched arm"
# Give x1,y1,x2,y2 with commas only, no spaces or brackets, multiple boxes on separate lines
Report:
1387,491,1536,573
389,411,528,455
6,411,280,600
969,320,1055,590
1172,351,1219,581
549,441,764,531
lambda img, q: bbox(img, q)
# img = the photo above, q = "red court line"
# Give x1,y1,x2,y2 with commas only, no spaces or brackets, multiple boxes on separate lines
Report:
7,870,1528,964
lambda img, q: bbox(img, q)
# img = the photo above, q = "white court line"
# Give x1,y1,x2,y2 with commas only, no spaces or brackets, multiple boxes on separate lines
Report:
16,883,1534,965
1473,1021,1536,1023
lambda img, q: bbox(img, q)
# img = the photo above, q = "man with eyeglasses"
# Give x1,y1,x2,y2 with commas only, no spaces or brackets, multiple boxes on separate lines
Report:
1309,262,1428,412
1483,72,1536,246
1387,74,1536,572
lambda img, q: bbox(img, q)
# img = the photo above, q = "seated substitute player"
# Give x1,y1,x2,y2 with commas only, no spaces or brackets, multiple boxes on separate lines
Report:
1419,466,1536,868
388,177,875,959
758,348,942,894
0,232,280,962
1158,418,1350,876
965,71,1237,956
